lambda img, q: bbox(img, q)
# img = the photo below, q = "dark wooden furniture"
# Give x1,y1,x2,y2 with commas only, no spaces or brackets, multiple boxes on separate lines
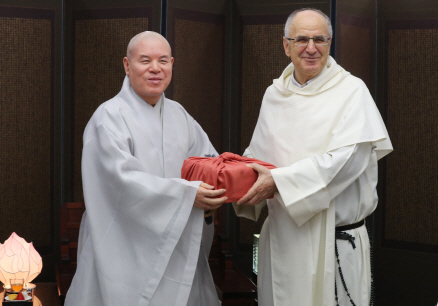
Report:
210,233,257,306
59,202,85,265
56,202,85,305
210,207,257,305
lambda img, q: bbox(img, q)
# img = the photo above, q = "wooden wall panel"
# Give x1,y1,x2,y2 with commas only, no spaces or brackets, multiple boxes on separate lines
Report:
384,21,438,251
171,9,225,152
337,13,373,90
0,8,54,250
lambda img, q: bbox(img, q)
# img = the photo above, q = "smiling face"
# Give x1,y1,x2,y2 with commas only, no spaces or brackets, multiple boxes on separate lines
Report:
283,10,332,85
123,32,174,105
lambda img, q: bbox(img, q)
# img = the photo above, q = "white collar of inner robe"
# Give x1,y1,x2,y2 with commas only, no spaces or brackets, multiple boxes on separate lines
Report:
290,70,321,89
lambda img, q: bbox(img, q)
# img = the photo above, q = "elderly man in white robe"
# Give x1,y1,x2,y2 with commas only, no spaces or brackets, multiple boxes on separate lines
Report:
234,8,393,306
64,31,228,306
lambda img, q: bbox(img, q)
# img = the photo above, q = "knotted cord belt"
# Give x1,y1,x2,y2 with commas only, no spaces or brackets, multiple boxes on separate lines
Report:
335,220,365,306
204,209,216,225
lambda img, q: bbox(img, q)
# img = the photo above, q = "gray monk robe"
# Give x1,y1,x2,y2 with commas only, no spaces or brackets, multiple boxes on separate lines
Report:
64,76,220,306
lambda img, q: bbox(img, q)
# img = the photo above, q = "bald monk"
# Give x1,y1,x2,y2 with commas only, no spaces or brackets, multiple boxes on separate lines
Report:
64,31,227,306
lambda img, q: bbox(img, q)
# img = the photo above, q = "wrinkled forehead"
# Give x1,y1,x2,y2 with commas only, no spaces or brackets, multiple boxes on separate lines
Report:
290,11,329,36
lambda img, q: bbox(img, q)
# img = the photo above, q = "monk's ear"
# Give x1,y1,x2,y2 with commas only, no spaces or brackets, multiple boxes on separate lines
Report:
123,57,130,75
283,37,291,58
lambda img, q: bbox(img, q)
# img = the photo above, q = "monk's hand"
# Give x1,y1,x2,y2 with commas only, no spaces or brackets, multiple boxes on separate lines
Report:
237,163,277,206
194,182,227,211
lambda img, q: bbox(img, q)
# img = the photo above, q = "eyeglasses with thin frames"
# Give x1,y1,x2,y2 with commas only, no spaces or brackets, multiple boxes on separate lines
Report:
285,35,331,46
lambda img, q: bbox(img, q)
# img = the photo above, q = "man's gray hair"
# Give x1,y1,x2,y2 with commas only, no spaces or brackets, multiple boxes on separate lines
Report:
284,8,333,38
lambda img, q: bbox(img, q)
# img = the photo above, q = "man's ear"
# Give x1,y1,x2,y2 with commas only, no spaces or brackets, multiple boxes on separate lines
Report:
327,37,333,54
123,57,130,75
283,37,291,57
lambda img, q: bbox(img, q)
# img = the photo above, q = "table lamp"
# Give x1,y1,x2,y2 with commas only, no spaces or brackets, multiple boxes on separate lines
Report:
0,232,43,290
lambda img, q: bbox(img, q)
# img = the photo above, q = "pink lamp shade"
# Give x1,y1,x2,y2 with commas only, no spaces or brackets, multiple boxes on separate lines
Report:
0,232,43,288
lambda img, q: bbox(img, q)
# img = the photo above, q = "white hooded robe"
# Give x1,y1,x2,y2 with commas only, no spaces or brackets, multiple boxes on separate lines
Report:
234,56,392,306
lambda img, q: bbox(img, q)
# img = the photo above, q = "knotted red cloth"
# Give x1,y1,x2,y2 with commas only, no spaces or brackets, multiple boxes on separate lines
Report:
181,152,277,202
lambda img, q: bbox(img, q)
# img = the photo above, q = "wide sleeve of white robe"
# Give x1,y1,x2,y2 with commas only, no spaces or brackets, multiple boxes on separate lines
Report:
232,147,267,221
271,142,374,227
233,143,374,226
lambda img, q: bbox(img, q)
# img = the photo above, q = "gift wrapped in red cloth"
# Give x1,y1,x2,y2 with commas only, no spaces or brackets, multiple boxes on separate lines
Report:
181,152,277,202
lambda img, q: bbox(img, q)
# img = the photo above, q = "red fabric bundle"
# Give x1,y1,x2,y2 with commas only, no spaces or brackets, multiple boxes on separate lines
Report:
181,152,277,202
